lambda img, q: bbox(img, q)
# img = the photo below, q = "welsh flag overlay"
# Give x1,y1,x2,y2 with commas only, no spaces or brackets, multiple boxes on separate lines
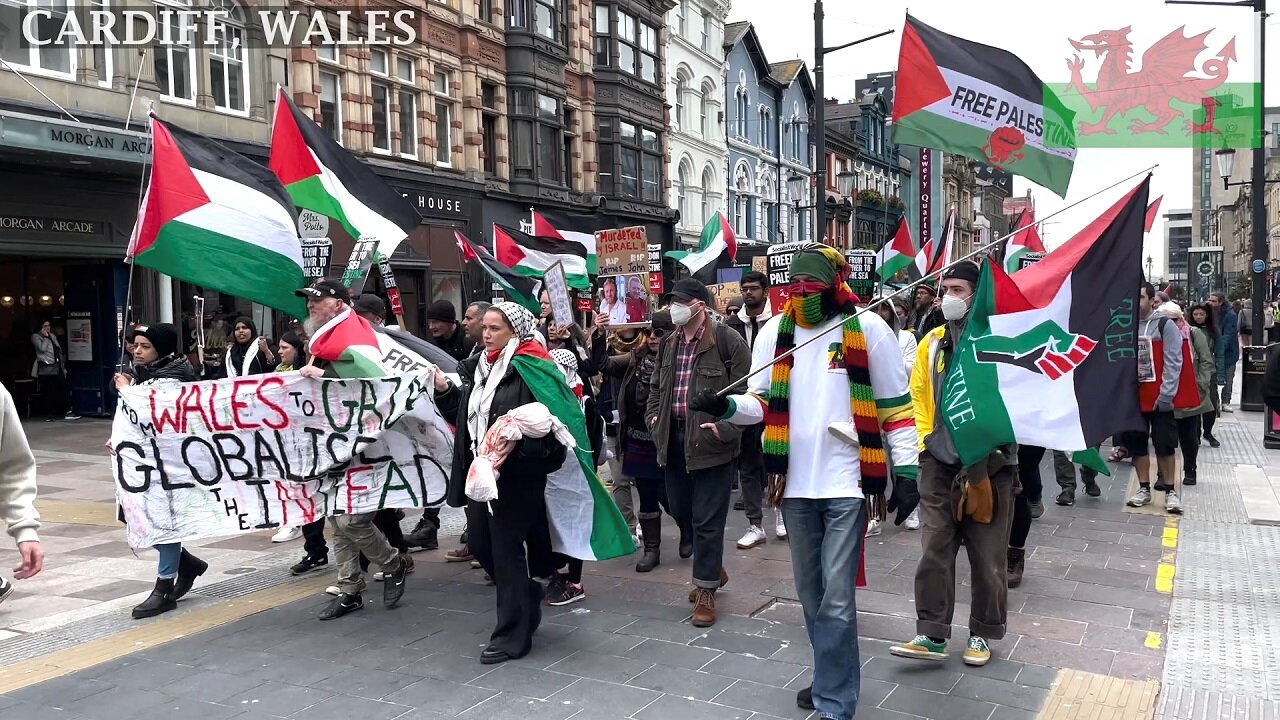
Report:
667,212,737,276
940,177,1150,466
892,14,1078,197
129,116,305,317
509,341,635,561
269,88,420,259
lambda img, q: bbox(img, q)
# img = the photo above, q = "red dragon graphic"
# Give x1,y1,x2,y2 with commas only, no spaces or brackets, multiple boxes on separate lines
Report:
1066,26,1236,135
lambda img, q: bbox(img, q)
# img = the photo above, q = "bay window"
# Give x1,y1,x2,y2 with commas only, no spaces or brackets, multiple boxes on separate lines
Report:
508,88,564,183
598,118,663,202
318,71,342,144
595,6,658,84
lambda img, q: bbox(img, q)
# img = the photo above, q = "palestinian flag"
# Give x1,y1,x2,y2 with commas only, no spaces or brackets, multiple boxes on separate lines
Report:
666,212,737,275
129,116,304,317
1004,210,1047,274
876,219,915,280
508,340,635,561
915,207,954,277
455,231,542,316
533,210,599,275
1145,195,1164,233
892,14,1078,197
494,224,591,290
269,88,420,258
939,177,1150,466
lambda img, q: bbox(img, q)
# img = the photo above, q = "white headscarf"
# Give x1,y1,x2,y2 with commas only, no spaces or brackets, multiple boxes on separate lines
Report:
467,302,538,452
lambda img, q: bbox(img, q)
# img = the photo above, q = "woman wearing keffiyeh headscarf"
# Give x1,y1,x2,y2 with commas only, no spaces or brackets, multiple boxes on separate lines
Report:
694,243,919,720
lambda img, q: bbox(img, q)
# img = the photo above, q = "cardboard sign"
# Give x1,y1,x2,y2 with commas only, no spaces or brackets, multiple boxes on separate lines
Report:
845,249,877,300
301,237,333,280
752,255,768,274
766,242,804,309
708,282,742,314
596,227,651,327
543,262,575,327
341,238,379,292
648,243,664,298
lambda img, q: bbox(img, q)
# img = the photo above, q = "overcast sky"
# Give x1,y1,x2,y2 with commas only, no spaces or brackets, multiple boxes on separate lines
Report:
728,0,1280,275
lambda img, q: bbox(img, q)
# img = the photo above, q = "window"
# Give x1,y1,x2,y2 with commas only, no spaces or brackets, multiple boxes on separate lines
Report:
612,10,658,83
318,71,342,144
675,73,689,130
371,49,388,76
701,166,715,225
619,122,639,197
641,129,659,201
593,5,610,65
700,81,713,138
597,120,614,193
758,108,770,148
677,161,691,226
508,0,527,27
735,90,748,138
0,0,74,76
397,57,415,83
433,70,449,94
209,0,247,113
534,0,561,42
371,82,391,152
316,44,338,62
482,82,499,177
508,88,564,182
562,107,578,188
400,91,418,157
153,0,195,101
91,0,111,85
433,69,455,166
599,119,662,201
479,0,493,22
701,13,711,52
537,94,561,182
733,163,752,237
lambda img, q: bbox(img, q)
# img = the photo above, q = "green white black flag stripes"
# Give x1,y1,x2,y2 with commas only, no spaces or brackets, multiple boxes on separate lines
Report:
940,178,1150,466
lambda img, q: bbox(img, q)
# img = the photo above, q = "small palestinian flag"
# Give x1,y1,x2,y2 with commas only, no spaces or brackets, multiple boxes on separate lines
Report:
876,219,915,280
494,224,591,290
666,212,736,276
455,231,542,316
128,116,304,317
507,338,635,561
940,177,1150,466
1004,210,1046,274
915,207,954,277
269,88,420,258
533,210,599,275
892,14,1078,197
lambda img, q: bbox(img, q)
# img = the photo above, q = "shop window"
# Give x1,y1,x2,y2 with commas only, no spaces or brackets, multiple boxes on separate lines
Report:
318,71,342,145
209,0,248,114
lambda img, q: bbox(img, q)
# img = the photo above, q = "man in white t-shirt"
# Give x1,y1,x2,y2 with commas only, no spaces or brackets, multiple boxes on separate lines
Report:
693,244,919,720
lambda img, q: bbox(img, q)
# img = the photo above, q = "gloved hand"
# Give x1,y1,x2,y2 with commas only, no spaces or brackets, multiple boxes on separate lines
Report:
1156,398,1174,413
689,388,730,418
887,468,920,526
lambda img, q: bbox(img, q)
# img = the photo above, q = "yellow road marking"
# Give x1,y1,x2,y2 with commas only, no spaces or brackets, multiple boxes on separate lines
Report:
1036,668,1160,719
0,574,330,694
1161,526,1179,548
1155,564,1176,594
1144,632,1163,649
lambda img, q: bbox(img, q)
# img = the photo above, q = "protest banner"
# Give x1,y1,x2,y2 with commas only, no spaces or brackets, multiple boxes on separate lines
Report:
543,262,575,326
596,226,650,327
648,243,664,298
111,370,454,548
845,248,877,299
341,238,379,292
766,242,803,309
301,238,333,280
708,281,741,314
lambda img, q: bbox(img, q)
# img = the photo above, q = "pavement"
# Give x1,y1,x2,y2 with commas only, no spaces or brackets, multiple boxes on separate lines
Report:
0,395,1277,720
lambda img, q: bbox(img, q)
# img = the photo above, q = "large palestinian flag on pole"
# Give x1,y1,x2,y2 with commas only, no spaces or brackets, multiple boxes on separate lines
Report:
455,231,542,316
129,116,305,317
508,339,635,561
533,210,599,275
666,212,737,276
269,88,420,259
494,224,591,290
939,177,1150,466
892,14,1078,197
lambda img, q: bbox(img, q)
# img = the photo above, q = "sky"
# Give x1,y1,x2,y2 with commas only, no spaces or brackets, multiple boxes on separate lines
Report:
727,0,1280,275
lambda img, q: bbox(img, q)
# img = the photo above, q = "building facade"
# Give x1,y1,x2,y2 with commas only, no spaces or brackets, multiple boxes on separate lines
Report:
1164,209,1194,288
667,0,730,250
722,22,812,251
942,156,1011,262
824,85,910,251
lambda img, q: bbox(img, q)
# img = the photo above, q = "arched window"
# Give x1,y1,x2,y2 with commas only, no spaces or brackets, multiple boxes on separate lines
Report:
701,165,716,225
757,168,776,241
735,88,748,138
210,0,249,113
733,161,752,237
700,79,714,138
677,157,693,227
675,70,690,131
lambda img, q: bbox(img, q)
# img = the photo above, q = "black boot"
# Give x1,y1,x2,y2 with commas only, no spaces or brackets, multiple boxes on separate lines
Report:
406,517,439,550
678,522,693,559
173,550,207,600
1007,547,1026,588
132,578,177,619
636,513,662,573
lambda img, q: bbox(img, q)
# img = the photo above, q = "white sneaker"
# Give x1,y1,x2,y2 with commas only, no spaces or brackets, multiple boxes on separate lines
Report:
904,508,921,531
866,519,882,537
271,526,302,543
736,525,767,549
0,576,13,605
325,585,340,596
774,508,787,539
1165,490,1183,514
1127,487,1153,507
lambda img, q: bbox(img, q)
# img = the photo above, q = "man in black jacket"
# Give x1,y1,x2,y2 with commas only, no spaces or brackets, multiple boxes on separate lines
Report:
427,300,471,361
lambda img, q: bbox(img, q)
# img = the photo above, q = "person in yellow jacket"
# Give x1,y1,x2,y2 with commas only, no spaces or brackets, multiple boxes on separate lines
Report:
890,261,1018,669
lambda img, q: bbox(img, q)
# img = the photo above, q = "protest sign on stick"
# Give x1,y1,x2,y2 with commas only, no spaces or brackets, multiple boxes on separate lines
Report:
595,227,651,328
543,262,575,327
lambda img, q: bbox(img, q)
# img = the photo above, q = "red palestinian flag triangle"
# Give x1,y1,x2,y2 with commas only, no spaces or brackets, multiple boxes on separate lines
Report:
129,116,304,317
1004,210,1047,274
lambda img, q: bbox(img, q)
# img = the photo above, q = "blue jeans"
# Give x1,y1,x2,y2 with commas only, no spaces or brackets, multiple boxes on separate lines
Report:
782,497,866,720
156,543,182,579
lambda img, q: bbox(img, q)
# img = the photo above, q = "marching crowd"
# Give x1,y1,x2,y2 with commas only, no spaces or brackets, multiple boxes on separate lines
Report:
0,242,1260,720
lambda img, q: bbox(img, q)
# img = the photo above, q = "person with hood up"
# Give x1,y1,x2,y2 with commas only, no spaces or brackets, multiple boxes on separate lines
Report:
113,323,207,619
225,316,275,377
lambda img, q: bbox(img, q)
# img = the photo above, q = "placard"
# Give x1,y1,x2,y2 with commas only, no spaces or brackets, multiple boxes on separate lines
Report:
301,237,333,280
67,312,92,362
766,242,804,309
575,291,594,314
543,262,575,327
341,238,379,291
378,255,403,317
298,210,329,239
596,226,651,327
752,255,768,274
707,282,741,314
1017,252,1045,272
648,243,664,298
846,249,877,300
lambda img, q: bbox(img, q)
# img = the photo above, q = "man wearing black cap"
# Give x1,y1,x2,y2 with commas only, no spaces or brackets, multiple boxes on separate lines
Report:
891,261,1015,668
907,283,943,338
354,294,393,328
644,278,750,628
427,300,470,361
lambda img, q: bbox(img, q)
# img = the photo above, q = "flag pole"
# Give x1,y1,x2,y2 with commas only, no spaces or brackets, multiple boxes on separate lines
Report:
716,164,1159,397
119,115,154,372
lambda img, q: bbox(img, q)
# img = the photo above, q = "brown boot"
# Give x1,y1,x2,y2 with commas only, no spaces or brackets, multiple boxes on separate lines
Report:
1007,547,1025,588
688,568,729,602
691,588,717,627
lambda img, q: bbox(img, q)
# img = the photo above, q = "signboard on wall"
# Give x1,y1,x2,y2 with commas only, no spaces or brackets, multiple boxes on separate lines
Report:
67,312,92,362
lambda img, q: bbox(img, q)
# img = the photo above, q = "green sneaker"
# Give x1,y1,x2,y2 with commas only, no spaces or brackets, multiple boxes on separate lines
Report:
889,635,948,661
963,635,991,666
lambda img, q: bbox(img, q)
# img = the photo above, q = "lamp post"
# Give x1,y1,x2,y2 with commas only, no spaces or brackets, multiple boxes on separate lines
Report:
788,169,854,243
1168,0,1268,335
812,2,894,244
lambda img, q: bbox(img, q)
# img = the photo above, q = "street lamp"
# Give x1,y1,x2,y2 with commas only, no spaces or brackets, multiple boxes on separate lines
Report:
835,169,855,197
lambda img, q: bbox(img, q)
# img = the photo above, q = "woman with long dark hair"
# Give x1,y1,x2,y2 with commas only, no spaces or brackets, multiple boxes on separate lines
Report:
225,316,275,377
1188,303,1221,448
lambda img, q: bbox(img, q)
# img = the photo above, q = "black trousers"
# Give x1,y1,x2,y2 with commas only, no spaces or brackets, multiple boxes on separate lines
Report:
466,472,550,659
737,424,766,524
1016,446,1045,504
636,476,670,515
359,509,410,571
38,372,68,418
664,424,735,589
302,519,327,558
1177,415,1203,477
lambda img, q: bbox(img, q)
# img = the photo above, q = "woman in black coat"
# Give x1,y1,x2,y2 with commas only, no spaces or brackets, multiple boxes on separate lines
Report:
435,302,566,664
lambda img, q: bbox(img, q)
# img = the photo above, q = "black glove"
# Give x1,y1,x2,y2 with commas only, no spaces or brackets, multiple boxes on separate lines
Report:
688,388,730,418
887,476,920,526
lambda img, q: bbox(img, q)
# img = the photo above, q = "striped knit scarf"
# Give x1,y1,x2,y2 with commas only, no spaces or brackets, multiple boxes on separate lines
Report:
762,286,889,508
